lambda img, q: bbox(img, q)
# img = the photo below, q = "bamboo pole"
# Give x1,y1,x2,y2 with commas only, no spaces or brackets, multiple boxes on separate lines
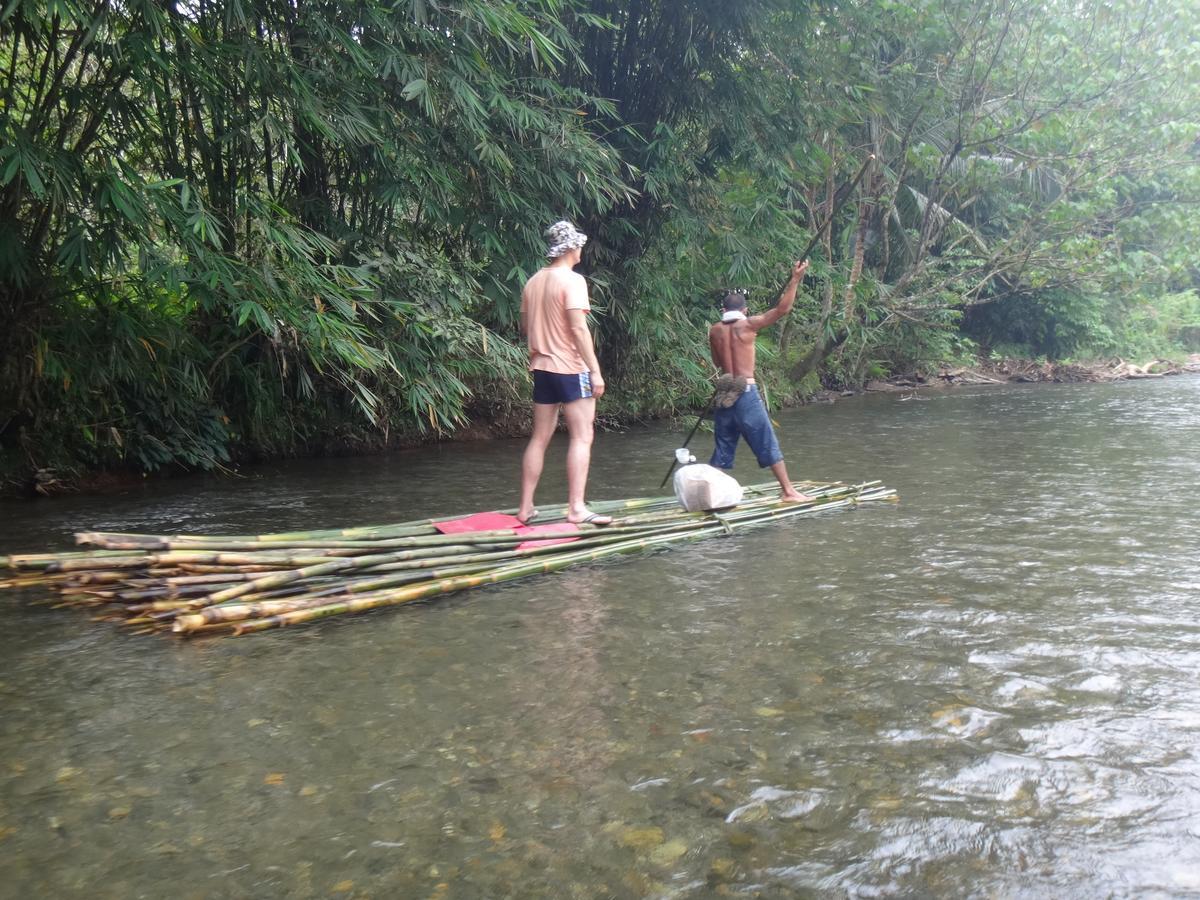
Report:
4,480,897,637
175,485,896,635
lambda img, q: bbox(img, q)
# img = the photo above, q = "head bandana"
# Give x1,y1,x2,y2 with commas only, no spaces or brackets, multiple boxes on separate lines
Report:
545,220,588,259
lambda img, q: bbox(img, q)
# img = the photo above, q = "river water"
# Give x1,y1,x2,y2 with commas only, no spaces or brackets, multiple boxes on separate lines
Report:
1,377,1199,898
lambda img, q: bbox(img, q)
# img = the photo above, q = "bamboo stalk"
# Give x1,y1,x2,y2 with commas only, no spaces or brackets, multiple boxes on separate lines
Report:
7,479,826,568
182,485,896,635
5,480,897,638
223,522,740,635
173,519,730,626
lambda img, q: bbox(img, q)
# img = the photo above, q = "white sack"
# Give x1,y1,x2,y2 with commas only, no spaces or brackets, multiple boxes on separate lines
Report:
673,464,744,512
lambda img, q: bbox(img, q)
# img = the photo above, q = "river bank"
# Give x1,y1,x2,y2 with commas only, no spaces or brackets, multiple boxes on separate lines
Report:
839,353,1200,398
7,354,1199,500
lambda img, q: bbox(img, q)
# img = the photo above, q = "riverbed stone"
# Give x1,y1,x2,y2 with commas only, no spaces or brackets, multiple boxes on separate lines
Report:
619,825,664,850
649,839,688,866
707,857,737,883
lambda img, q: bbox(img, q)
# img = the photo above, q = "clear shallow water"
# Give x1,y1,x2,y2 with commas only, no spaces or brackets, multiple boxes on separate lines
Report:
1,377,1199,898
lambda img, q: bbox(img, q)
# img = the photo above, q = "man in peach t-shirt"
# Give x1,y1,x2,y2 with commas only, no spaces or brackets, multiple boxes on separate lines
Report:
516,221,612,526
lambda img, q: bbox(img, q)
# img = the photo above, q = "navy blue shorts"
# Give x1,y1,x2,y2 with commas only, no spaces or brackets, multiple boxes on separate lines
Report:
709,385,785,469
532,369,593,404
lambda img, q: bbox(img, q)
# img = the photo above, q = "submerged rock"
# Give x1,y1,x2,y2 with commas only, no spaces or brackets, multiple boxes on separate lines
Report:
618,825,664,850
649,839,688,866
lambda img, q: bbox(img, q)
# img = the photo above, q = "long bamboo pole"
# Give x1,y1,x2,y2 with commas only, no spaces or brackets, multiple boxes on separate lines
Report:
3,480,897,638
172,484,896,635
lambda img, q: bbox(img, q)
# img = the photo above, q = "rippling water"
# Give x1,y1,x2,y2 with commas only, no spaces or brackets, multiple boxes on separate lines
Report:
2,378,1199,898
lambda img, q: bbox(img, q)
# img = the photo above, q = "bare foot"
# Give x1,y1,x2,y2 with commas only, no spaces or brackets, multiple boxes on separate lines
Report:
516,508,539,526
781,491,814,503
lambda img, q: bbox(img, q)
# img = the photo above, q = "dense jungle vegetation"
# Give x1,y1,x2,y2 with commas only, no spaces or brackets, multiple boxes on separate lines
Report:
2,0,1198,487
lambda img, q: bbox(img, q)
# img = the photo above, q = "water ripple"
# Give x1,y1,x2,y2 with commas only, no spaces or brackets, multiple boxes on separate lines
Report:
2,377,1200,896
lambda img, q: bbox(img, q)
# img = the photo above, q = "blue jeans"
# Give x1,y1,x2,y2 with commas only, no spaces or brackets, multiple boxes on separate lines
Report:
710,386,784,469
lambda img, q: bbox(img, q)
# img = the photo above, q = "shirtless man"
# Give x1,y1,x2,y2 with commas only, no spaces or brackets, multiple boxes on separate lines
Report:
516,220,613,526
708,259,812,502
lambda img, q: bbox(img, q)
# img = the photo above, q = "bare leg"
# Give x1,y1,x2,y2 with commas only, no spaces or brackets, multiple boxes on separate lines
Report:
770,460,813,503
518,403,560,522
561,397,611,524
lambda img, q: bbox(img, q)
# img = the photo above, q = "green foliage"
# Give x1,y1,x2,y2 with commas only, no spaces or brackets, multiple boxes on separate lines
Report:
1101,291,1200,359
0,0,627,478
2,0,1198,487
26,293,230,473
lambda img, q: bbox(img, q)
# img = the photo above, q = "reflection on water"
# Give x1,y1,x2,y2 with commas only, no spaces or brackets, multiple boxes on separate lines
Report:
2,377,1200,897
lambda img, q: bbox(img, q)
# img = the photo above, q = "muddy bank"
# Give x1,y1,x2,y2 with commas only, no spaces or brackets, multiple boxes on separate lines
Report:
843,354,1200,396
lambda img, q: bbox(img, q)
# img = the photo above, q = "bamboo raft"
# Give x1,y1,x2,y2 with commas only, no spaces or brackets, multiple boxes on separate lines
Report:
0,479,896,637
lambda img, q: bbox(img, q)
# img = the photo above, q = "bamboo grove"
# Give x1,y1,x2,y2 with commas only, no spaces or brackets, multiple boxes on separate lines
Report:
2,0,1198,487
0,480,898,635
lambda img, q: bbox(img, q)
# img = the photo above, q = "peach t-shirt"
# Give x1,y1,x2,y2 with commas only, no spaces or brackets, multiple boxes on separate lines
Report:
521,267,590,374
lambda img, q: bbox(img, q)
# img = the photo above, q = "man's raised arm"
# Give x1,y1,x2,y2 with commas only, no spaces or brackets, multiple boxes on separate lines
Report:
748,259,809,331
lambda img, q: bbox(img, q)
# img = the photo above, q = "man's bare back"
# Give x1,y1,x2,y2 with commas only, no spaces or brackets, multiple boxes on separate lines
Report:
709,318,759,378
708,259,809,379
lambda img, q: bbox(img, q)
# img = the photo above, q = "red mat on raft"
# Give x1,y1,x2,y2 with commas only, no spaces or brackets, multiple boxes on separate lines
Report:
434,512,522,534
434,512,580,551
512,522,581,550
